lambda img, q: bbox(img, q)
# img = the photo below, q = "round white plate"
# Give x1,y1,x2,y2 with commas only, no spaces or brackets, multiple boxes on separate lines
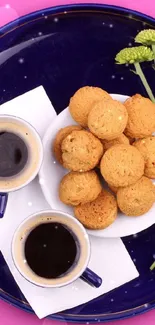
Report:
39,94,155,238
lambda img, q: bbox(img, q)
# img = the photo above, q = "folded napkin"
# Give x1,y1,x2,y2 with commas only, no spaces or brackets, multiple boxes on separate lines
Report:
0,86,139,319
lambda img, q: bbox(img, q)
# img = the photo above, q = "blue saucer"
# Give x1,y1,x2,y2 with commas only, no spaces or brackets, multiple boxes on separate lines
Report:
0,4,155,323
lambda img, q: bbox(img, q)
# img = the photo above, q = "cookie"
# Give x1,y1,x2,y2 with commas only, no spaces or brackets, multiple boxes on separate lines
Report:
74,189,117,230
102,134,129,151
74,190,117,229
61,130,103,172
53,125,82,164
59,171,102,206
69,86,111,127
88,99,128,140
117,176,155,216
133,136,155,179
100,144,144,187
124,94,155,138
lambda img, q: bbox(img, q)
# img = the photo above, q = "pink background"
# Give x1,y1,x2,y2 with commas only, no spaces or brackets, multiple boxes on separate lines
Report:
0,0,155,26
0,0,155,324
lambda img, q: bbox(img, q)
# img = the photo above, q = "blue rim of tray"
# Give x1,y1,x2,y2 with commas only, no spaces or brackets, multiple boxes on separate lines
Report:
0,3,155,322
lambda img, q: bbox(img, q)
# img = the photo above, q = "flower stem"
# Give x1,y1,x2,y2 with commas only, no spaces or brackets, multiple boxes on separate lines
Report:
134,62,155,102
150,261,155,271
152,44,155,64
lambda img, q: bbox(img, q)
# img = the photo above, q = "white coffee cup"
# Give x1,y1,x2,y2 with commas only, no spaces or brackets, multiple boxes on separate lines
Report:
12,210,102,288
0,115,43,217
0,114,43,192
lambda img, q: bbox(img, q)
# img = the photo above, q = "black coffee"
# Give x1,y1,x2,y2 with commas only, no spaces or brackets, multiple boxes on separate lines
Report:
24,222,78,279
0,132,28,177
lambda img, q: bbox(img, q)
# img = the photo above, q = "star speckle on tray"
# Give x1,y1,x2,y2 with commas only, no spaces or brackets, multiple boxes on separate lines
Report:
18,58,24,64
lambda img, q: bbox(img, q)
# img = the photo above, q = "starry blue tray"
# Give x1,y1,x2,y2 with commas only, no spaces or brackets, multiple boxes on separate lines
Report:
0,4,155,323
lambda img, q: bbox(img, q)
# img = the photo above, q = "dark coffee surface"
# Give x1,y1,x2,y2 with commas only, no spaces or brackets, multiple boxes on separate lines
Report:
0,132,28,177
25,222,77,279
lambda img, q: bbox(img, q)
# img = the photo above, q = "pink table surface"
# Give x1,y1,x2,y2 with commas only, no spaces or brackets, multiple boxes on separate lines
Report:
0,0,155,324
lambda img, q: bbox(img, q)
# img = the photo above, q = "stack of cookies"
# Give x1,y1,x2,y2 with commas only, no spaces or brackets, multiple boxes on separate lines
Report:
53,86,155,230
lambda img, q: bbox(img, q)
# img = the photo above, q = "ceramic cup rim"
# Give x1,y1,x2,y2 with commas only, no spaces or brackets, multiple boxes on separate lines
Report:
12,209,91,288
0,114,43,193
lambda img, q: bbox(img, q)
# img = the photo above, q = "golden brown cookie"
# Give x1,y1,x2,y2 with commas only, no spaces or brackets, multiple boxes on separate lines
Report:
100,144,144,187
61,130,103,172
124,94,155,138
133,137,155,179
53,125,82,164
59,171,102,206
74,189,117,230
88,99,128,140
117,176,155,216
102,134,129,151
69,86,111,127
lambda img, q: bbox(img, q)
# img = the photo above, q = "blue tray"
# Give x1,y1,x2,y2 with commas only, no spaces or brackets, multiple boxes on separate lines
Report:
0,4,155,323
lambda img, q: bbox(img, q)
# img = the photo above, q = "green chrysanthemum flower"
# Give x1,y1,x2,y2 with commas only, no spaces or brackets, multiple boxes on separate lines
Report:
135,29,155,68
115,46,155,102
115,46,154,64
135,29,155,45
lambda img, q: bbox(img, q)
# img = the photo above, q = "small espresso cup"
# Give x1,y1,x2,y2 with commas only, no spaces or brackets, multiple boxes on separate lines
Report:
12,210,102,288
0,115,43,216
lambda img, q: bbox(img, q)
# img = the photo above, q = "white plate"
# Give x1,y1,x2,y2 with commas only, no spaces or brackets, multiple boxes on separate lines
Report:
39,94,155,238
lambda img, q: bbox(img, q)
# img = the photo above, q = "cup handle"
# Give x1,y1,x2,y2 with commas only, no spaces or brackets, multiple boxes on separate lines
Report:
80,267,102,288
0,193,8,218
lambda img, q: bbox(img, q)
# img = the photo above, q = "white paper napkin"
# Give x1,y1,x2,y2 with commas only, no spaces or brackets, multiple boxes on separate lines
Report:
0,86,139,319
